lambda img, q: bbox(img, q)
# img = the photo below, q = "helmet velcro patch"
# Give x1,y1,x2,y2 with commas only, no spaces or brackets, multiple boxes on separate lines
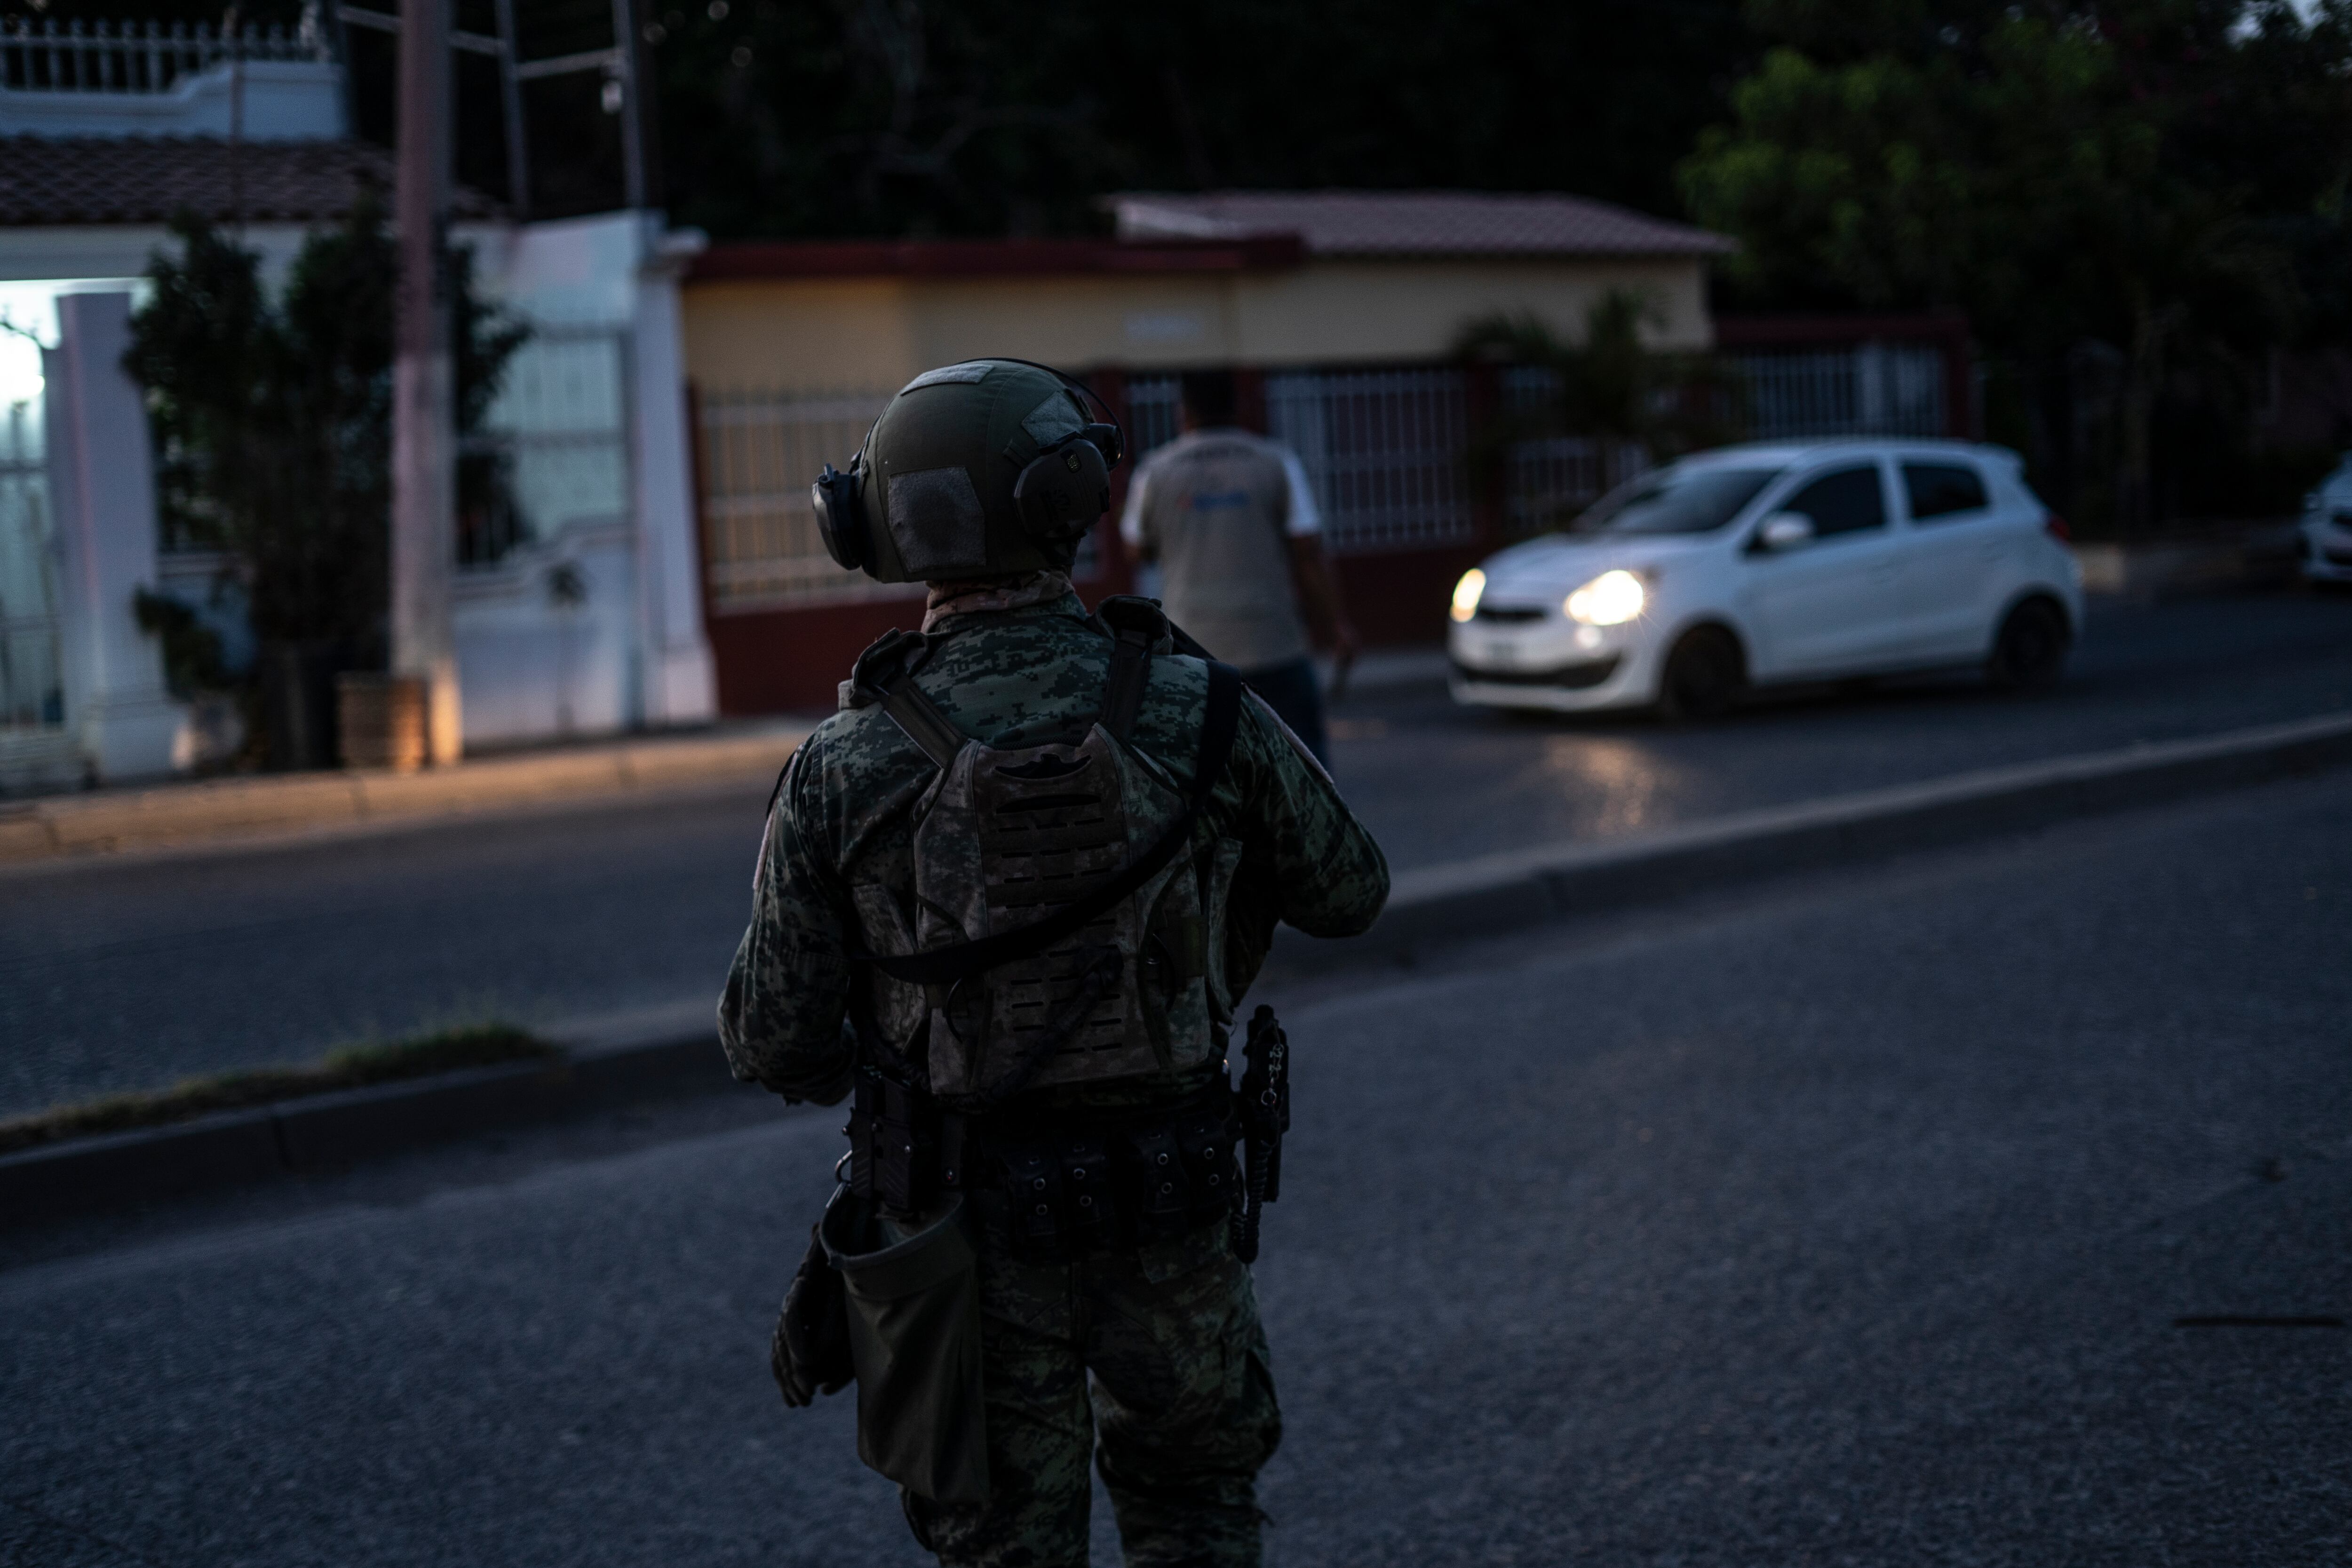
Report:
886,467,990,578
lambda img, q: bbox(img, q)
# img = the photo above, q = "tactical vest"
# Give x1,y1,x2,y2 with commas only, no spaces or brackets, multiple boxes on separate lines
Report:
848,600,1244,1112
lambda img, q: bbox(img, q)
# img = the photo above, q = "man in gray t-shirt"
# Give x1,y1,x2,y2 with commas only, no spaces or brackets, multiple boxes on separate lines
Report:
1120,370,1358,764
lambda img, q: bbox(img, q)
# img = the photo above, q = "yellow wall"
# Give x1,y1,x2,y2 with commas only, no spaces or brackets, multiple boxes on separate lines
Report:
683,256,1711,396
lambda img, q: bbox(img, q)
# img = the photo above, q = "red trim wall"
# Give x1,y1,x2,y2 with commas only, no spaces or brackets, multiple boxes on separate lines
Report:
709,516,1140,716
700,317,1979,714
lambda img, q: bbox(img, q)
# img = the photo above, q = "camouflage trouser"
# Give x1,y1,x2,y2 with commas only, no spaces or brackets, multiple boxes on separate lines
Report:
902,1214,1280,1568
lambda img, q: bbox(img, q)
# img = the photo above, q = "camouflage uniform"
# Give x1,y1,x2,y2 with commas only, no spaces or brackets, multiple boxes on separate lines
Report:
721,573,1388,1567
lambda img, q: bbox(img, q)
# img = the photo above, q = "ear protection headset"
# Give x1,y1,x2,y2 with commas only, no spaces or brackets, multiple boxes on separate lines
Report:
810,360,1127,574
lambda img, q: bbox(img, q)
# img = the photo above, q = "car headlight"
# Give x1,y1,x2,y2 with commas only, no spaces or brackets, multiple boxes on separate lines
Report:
1450,568,1486,623
1564,569,1645,626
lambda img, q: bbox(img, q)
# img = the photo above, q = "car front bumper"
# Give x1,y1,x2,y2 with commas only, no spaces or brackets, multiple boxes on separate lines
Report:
1447,618,1658,712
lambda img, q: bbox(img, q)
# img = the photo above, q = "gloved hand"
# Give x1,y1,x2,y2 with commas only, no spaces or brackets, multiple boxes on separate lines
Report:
771,1222,853,1407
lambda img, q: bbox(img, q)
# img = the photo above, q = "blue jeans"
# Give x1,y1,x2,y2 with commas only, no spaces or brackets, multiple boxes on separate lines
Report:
1239,655,1329,770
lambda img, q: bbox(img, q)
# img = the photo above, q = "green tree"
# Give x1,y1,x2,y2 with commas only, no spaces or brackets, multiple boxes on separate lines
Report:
124,201,527,658
1681,1,2341,530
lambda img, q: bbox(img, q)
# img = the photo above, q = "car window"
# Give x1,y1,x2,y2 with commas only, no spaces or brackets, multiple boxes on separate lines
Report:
1777,465,1886,539
1903,462,1989,523
1572,467,1783,536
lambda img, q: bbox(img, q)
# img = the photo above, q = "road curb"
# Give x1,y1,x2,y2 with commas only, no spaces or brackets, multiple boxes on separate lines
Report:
0,1020,735,1229
9,709,2350,1227
1275,708,2352,970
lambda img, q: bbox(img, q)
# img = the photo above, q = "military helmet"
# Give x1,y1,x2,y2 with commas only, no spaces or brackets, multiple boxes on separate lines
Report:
811,359,1126,584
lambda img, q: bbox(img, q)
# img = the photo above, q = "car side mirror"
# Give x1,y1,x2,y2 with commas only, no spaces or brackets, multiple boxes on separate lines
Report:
1756,512,1815,552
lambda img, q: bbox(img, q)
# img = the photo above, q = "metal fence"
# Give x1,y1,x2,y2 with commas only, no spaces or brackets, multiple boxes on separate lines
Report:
1502,437,1650,536
1124,374,1184,461
1135,365,1639,549
0,396,62,733
1496,366,1649,535
1732,342,1947,441
0,16,329,94
1265,367,1476,555
695,389,896,610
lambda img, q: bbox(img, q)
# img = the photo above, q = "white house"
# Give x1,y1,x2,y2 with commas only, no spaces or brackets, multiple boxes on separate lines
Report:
0,15,713,791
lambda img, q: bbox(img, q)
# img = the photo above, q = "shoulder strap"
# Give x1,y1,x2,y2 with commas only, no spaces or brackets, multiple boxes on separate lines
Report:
859,660,1245,988
1094,595,1171,743
852,628,967,770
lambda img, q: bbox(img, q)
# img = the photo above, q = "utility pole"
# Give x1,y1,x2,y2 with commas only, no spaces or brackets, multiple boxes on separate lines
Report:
391,0,461,763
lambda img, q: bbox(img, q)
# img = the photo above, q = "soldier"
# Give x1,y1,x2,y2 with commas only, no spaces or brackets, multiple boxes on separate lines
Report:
719,358,1389,1568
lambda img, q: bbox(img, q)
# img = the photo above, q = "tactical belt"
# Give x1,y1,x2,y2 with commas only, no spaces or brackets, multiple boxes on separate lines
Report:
849,1073,1242,1264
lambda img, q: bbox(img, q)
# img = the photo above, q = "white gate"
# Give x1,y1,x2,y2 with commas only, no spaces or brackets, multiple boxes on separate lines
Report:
468,325,634,565
0,393,61,735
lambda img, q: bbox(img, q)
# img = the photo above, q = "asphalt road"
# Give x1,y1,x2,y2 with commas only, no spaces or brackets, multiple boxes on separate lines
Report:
3,589,2349,1119
1332,587,2352,866
4,770,2347,1566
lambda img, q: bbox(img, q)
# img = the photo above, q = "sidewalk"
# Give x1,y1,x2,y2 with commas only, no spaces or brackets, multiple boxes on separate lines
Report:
0,719,815,868
0,653,1441,869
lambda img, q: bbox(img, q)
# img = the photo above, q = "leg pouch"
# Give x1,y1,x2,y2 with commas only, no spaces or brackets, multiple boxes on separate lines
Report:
822,1190,991,1504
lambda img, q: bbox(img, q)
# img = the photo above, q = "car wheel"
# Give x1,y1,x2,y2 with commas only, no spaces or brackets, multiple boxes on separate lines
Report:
1658,627,1745,721
1986,598,2068,692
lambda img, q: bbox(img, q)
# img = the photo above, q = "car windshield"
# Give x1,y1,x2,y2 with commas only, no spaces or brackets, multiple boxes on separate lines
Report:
1570,466,1784,536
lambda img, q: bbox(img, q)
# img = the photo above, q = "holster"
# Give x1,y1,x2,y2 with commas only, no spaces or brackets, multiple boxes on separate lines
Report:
849,1072,968,1215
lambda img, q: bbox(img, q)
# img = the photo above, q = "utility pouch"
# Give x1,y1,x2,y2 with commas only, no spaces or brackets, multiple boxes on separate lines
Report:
1000,1142,1066,1263
850,1074,941,1214
1174,1103,1238,1222
1122,1122,1193,1239
1055,1132,1118,1254
821,1189,990,1504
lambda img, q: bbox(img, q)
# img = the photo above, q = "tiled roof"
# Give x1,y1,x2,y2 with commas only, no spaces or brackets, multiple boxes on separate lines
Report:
1107,190,1732,260
0,136,501,226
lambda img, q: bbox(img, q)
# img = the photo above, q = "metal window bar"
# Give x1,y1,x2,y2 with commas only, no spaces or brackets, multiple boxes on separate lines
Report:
1732,343,1946,440
1125,374,1183,460
1264,367,1475,555
0,397,64,733
466,326,634,568
1504,438,1650,537
0,16,330,93
694,389,908,610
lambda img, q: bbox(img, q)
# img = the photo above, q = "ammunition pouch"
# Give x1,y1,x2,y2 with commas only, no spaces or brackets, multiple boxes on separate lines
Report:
991,1098,1238,1265
848,1067,1240,1266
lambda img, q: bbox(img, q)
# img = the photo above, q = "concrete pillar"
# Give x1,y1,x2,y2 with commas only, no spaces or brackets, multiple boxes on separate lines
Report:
45,290,183,782
628,218,716,727
391,0,462,762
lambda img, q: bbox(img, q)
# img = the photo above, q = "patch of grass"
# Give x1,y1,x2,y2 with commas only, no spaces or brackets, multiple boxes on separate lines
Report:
0,1024,561,1157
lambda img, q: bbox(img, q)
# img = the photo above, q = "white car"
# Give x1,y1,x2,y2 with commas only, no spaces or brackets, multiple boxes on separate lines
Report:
2298,454,2352,586
1447,438,2085,718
